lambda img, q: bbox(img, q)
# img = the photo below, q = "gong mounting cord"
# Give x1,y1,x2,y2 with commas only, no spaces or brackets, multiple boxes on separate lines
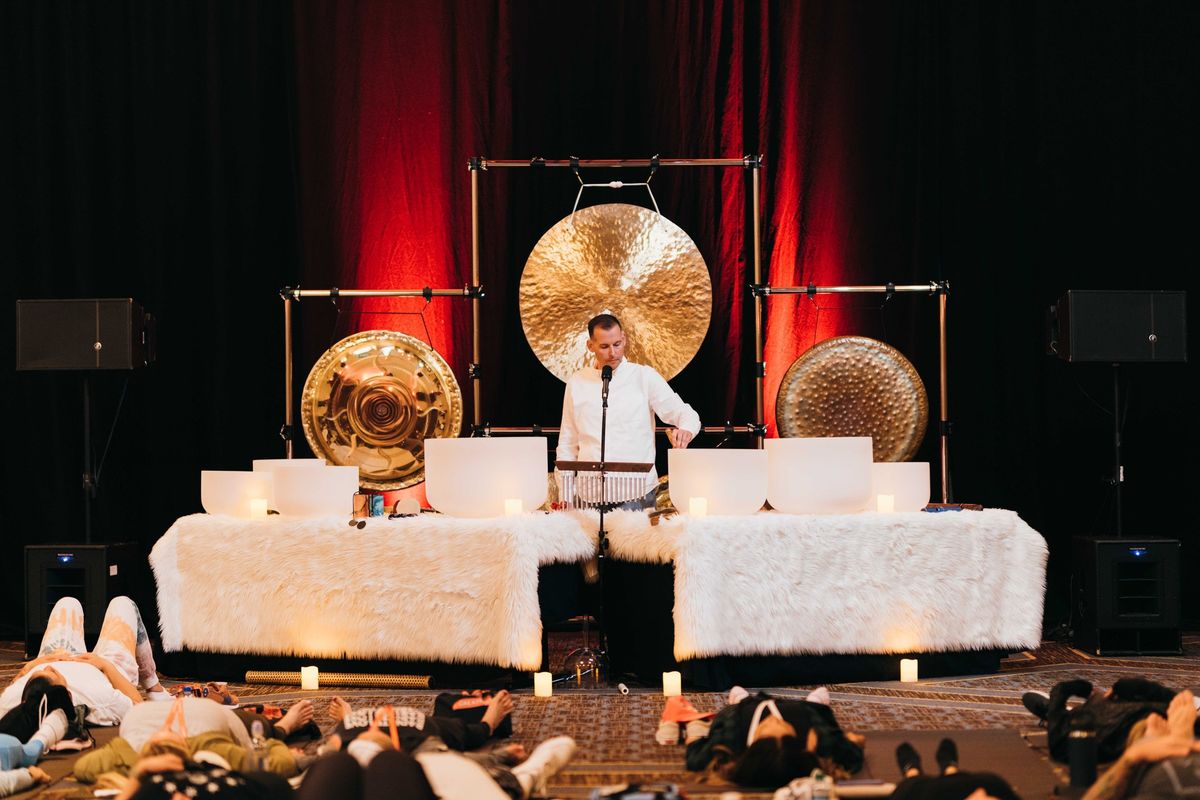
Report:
569,155,661,223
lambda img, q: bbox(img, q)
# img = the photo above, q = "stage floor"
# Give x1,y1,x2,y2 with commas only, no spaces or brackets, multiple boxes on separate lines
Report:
4,635,1199,798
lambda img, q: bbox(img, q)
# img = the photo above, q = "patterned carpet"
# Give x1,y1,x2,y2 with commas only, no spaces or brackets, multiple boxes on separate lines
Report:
3,635,1199,798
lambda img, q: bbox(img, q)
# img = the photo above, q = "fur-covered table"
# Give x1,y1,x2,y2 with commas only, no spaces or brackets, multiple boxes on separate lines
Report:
150,512,596,670
603,508,1047,672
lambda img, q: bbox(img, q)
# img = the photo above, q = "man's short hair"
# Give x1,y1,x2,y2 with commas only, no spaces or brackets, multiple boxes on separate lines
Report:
588,314,622,338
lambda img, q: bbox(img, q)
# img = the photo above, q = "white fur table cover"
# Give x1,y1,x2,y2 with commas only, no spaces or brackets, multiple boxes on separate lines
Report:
150,512,596,669
604,509,1047,660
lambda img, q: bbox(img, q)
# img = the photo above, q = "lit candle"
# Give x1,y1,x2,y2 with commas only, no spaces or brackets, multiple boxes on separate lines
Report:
663,671,682,696
688,497,708,517
504,498,523,516
877,494,895,513
900,658,918,683
250,498,269,519
533,672,553,697
300,666,319,690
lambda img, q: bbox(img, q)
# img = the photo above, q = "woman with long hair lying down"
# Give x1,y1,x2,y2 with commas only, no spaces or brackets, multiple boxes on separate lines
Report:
0,596,166,729
680,687,865,788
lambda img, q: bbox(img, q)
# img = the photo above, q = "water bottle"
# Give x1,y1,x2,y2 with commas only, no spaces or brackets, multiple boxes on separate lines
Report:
1068,729,1097,787
248,720,267,772
811,769,836,800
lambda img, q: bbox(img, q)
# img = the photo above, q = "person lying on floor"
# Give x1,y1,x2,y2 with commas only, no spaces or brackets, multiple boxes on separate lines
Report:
74,696,314,782
0,765,52,797
681,687,865,786
1082,689,1200,800
0,675,75,754
1023,676,1200,764
97,751,292,800
322,690,514,754
0,596,166,727
304,726,576,800
890,737,1020,800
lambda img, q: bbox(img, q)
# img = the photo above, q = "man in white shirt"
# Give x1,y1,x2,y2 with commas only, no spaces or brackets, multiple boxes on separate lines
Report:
557,314,701,508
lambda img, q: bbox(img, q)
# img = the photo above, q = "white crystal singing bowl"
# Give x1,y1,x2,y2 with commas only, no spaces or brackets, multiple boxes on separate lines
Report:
766,437,873,514
251,458,327,506
668,449,767,515
425,437,549,518
272,465,360,518
200,471,275,518
870,461,931,512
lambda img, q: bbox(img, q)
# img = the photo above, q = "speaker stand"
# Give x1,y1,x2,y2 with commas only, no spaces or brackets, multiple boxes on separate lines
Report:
1108,364,1123,537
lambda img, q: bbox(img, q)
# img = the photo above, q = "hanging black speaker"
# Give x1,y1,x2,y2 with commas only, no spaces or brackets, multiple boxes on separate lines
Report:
1049,290,1186,363
15,298,155,371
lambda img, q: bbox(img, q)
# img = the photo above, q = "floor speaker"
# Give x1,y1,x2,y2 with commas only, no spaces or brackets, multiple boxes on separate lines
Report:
24,543,140,657
1050,290,1186,362
15,298,153,370
1072,536,1181,655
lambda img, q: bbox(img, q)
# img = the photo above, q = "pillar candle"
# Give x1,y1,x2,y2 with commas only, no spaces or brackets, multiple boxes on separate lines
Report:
533,672,552,697
900,658,918,683
300,666,319,690
663,671,682,696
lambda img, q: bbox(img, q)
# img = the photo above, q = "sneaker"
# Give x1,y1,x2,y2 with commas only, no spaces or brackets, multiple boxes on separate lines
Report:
935,737,958,774
1022,691,1050,721
512,735,576,796
896,741,922,776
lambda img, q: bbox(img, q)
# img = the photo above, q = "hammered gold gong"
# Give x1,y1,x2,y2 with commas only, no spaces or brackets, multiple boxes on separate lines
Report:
776,336,928,462
520,203,711,382
301,330,463,490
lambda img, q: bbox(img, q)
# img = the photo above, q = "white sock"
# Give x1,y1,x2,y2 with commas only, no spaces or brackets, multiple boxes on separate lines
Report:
511,736,576,798
30,708,69,749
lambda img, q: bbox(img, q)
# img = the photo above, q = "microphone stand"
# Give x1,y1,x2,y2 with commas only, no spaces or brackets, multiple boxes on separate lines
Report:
596,370,611,657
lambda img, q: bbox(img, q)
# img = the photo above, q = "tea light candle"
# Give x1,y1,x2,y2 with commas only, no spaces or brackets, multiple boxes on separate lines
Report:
900,658,918,683
250,498,269,519
504,498,523,516
663,671,682,696
300,666,319,690
688,497,708,517
877,494,895,513
533,672,553,697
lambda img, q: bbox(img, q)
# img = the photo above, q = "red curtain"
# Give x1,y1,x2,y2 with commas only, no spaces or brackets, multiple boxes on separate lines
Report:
292,1,875,436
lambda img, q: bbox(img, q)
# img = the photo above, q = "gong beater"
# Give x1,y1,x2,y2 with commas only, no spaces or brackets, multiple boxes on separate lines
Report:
519,203,712,382
301,330,463,490
775,336,928,462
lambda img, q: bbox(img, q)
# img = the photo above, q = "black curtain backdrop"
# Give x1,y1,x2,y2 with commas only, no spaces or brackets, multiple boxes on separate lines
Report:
3,1,1196,640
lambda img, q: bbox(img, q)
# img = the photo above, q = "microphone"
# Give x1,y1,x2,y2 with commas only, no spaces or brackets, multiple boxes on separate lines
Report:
601,364,612,405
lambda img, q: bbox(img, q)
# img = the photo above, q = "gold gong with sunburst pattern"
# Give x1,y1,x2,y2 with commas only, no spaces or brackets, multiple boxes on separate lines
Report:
775,336,928,462
301,330,463,490
520,203,712,382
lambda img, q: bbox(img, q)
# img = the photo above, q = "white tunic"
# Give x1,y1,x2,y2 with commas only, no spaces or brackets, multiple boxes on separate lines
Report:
556,361,701,501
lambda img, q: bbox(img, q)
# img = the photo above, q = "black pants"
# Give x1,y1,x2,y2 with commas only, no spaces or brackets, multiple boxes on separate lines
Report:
890,772,1020,800
296,752,437,800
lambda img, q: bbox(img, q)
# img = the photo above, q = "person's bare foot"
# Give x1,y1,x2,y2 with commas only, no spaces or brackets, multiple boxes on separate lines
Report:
276,699,314,736
481,690,514,734
328,696,353,722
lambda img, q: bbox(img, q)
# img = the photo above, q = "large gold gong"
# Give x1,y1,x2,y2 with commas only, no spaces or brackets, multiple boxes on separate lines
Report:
301,330,463,490
776,336,928,462
520,203,712,382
